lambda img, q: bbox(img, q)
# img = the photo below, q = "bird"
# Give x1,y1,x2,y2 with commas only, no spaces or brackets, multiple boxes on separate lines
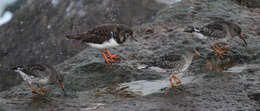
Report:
65,24,137,64
12,64,64,95
143,47,200,87
184,20,247,57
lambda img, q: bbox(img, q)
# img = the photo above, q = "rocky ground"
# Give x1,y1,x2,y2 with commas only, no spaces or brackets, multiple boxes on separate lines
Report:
0,0,260,111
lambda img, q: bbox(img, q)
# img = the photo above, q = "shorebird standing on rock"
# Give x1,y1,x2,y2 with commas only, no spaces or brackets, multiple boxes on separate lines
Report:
184,20,247,57
12,64,65,95
66,24,137,64
145,47,200,87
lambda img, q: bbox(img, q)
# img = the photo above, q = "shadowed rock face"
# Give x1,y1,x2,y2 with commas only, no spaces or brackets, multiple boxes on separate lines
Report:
232,0,260,8
1,0,260,111
0,0,166,66
0,68,22,92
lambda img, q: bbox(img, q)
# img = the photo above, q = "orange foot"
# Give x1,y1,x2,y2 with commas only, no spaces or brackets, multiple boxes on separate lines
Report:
28,84,44,95
220,45,228,51
109,54,120,61
102,50,114,63
104,49,120,63
37,84,49,94
211,44,228,57
169,73,181,87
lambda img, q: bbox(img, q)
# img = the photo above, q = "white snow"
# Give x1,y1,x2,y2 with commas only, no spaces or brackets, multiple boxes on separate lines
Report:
51,0,60,7
224,64,258,73
155,0,182,5
0,0,17,26
0,11,13,26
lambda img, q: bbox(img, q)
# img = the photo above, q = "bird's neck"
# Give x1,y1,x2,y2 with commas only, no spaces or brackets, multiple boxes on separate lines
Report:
16,70,33,84
183,52,194,64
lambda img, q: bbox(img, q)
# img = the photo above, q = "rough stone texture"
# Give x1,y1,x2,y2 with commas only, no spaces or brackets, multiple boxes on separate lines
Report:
232,0,260,8
0,0,165,66
0,0,260,111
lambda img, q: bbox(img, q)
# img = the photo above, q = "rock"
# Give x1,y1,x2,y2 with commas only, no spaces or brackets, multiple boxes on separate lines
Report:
256,27,260,35
1,0,260,110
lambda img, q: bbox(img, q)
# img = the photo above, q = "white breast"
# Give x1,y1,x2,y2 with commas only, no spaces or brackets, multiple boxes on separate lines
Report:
35,77,49,84
193,32,207,39
16,70,33,84
181,55,193,72
87,38,119,49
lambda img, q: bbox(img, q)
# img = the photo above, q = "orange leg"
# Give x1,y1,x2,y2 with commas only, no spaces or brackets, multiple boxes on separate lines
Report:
102,50,114,63
211,44,228,57
169,73,181,87
37,84,48,93
28,84,42,94
220,45,228,50
105,49,120,60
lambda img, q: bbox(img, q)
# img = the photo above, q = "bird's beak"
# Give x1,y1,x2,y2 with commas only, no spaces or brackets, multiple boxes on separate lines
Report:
239,33,247,47
60,82,65,92
194,49,201,57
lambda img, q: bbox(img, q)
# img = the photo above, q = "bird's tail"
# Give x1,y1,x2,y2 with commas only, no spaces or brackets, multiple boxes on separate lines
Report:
65,32,86,40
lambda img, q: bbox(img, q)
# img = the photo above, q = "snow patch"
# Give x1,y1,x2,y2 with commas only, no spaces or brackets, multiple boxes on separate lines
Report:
51,0,60,7
0,0,17,26
224,64,258,73
0,11,13,26
155,0,182,5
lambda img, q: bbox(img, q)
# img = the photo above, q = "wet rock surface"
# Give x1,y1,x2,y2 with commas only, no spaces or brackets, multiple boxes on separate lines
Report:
1,0,260,110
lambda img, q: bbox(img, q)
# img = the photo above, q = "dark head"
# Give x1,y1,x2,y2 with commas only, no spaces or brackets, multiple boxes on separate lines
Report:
230,23,247,46
11,66,24,72
118,25,137,43
184,26,196,33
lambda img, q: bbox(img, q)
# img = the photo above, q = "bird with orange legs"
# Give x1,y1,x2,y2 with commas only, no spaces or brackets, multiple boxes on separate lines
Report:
12,64,65,95
184,20,247,58
66,24,137,64
144,46,200,87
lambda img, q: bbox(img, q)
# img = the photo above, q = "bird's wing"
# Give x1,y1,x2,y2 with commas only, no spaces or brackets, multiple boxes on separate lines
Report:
81,26,117,44
150,54,184,69
24,64,47,77
21,68,39,77
201,21,227,39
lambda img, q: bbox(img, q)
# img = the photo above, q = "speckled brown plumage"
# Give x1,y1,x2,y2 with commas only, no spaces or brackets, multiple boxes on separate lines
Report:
144,47,200,87
184,20,247,57
12,64,64,94
185,21,245,42
66,24,134,44
65,24,136,64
